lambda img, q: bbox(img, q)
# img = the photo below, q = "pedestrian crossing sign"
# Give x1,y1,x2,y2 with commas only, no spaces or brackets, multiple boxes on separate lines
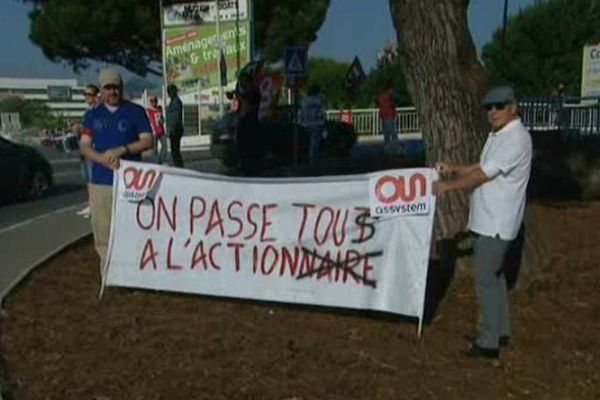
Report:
285,46,308,78
344,56,366,91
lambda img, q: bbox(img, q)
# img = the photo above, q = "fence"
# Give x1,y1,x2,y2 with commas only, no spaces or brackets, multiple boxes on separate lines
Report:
176,97,600,142
557,103,600,136
494,98,600,136
326,107,420,137
326,97,600,138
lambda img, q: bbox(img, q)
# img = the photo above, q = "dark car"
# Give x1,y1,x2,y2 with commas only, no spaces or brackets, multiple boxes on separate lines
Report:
0,136,54,203
210,108,357,172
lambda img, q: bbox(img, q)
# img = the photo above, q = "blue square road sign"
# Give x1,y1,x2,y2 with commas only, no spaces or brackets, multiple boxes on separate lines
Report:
285,46,308,78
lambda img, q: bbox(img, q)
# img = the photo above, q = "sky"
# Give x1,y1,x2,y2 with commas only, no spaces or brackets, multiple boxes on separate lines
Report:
0,0,536,83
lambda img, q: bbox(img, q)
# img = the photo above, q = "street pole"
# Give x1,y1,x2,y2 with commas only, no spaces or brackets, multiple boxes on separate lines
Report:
292,77,299,167
502,0,509,53
159,0,169,131
216,0,225,117
250,0,255,59
197,79,202,136
235,0,241,71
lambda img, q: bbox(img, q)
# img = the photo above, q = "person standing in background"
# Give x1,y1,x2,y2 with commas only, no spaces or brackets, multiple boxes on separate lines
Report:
378,80,399,149
235,73,262,175
298,85,326,164
81,84,101,181
166,84,184,168
76,84,101,218
146,96,167,164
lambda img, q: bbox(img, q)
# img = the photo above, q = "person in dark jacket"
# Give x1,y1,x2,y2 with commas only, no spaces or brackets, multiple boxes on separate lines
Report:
166,84,184,167
235,74,262,175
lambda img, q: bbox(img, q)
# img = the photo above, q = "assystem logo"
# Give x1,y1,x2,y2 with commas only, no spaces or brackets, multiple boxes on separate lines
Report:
121,166,162,201
369,170,431,216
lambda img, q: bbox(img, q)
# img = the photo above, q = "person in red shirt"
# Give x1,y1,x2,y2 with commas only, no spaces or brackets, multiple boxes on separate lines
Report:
378,80,399,145
146,96,167,164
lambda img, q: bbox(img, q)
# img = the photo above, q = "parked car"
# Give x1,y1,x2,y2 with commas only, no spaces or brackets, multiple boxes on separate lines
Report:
210,108,357,172
0,136,54,203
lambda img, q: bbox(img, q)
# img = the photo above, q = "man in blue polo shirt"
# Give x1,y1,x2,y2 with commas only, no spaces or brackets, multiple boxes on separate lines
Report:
80,68,154,279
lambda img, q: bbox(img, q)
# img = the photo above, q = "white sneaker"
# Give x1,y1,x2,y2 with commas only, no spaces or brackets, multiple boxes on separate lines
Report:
76,206,91,218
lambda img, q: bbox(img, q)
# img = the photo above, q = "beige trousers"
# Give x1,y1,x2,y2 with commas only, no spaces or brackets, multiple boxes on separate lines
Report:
88,184,114,280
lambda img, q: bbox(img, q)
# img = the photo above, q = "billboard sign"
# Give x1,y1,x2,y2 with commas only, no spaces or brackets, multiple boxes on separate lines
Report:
164,21,250,94
162,0,251,96
163,0,248,27
581,43,600,98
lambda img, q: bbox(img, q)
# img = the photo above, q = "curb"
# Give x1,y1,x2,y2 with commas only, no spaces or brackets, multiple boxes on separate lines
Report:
48,145,210,166
0,231,92,303
0,232,92,400
0,207,93,400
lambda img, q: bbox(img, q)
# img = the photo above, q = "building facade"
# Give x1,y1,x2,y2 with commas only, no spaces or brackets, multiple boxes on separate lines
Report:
0,77,88,119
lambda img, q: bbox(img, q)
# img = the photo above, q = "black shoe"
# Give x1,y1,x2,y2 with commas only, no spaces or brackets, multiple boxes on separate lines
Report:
464,344,500,359
499,336,511,347
464,333,511,347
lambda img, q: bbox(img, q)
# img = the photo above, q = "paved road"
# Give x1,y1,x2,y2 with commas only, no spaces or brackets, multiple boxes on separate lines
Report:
0,147,224,230
0,156,87,231
0,136,421,231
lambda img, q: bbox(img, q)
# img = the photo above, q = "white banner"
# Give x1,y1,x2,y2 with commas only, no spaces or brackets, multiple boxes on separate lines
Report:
106,162,437,323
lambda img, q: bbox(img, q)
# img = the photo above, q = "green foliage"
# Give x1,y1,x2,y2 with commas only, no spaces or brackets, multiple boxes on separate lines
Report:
0,98,57,130
305,57,350,108
304,51,409,110
353,57,409,108
254,0,330,60
28,0,160,76
18,0,330,76
482,0,600,96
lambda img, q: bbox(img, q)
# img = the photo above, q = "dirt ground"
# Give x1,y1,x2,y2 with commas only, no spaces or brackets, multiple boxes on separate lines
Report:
1,201,599,400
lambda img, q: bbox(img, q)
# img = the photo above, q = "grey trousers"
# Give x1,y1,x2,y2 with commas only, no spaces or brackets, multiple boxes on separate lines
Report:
474,234,512,349
156,136,168,164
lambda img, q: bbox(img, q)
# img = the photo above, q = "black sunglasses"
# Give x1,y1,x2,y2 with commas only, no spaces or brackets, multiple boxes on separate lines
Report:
484,103,508,111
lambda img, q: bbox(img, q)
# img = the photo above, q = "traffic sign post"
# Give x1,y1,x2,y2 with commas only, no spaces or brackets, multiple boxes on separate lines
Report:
344,56,366,92
284,46,308,167
288,76,301,166
285,46,308,78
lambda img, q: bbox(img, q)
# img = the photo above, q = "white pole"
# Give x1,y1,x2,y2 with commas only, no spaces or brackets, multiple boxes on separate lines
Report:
197,79,202,136
159,0,169,132
216,0,225,117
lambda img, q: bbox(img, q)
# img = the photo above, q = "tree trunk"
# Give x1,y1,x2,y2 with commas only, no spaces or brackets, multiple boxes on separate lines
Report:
389,0,488,239
389,0,552,282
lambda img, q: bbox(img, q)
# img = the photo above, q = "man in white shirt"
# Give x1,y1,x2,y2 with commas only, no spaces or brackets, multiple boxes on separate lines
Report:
433,86,532,359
